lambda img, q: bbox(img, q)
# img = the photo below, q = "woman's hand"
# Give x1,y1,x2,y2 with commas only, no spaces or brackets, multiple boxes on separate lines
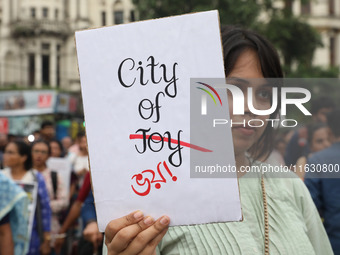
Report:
40,239,51,255
83,221,103,251
105,211,169,255
54,235,65,254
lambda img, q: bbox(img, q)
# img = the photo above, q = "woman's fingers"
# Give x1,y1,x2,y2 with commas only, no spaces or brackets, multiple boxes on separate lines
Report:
105,210,144,246
139,227,169,255
110,216,156,252
122,216,170,255
105,212,170,255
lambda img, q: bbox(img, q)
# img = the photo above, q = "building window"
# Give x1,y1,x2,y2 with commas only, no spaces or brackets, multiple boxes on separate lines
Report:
330,36,336,66
130,10,135,22
42,43,50,51
42,55,50,86
57,45,61,88
28,54,35,87
329,0,335,15
41,43,50,86
102,11,106,26
301,0,310,15
31,8,36,18
42,7,48,18
114,11,124,24
55,9,59,20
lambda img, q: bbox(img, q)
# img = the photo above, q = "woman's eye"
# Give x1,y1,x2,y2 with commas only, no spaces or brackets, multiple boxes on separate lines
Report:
257,90,271,100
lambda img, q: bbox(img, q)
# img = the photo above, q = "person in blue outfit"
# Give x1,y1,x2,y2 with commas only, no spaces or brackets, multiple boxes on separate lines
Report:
2,140,52,255
79,191,103,255
284,96,335,166
0,171,29,254
305,108,340,255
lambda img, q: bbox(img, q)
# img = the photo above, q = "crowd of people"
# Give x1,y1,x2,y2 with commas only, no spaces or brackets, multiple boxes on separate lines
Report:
0,121,102,255
0,25,340,255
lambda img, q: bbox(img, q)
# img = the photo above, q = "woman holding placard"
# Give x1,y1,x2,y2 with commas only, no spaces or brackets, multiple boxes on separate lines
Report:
103,26,333,255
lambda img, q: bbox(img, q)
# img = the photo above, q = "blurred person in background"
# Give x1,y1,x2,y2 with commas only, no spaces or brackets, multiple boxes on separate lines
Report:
61,136,73,155
0,171,29,255
0,133,8,169
7,134,17,143
68,135,80,155
2,140,52,255
49,138,78,203
305,109,340,255
275,129,294,159
32,140,68,253
49,139,65,158
284,96,335,166
40,121,56,142
33,130,41,142
54,171,102,255
295,123,331,180
69,132,89,187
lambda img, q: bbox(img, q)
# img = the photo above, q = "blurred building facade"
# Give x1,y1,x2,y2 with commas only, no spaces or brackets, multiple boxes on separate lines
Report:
0,0,135,91
259,0,340,70
296,0,340,68
0,0,339,92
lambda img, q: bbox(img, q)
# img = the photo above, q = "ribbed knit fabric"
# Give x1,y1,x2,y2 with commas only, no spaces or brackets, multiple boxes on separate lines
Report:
101,162,334,255
156,163,333,255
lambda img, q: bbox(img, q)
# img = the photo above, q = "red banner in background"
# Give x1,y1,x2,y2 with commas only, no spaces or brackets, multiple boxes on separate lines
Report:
0,118,9,134
38,94,53,108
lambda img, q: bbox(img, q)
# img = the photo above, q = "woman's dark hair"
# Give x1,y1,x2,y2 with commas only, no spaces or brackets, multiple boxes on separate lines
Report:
49,139,65,157
307,123,328,146
32,139,51,156
41,120,54,130
76,131,86,140
10,140,32,171
221,26,284,161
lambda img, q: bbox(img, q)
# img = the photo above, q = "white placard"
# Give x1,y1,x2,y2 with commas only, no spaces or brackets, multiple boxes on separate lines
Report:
46,157,72,198
75,10,242,231
15,181,37,244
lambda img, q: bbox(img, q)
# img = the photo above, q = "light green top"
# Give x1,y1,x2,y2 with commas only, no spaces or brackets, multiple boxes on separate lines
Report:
156,168,333,255
102,163,333,255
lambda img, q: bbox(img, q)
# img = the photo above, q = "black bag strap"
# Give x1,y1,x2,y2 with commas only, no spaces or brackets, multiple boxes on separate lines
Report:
51,171,58,200
31,170,44,244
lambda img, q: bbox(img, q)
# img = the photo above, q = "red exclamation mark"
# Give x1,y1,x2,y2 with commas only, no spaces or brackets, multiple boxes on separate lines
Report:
163,161,177,182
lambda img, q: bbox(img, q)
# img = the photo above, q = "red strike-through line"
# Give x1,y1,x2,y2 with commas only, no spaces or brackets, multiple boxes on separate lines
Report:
129,134,212,152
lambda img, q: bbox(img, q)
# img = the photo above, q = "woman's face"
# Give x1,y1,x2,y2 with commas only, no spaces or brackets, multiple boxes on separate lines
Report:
310,127,331,153
3,142,26,168
50,141,62,157
32,142,49,167
79,136,88,152
227,49,271,156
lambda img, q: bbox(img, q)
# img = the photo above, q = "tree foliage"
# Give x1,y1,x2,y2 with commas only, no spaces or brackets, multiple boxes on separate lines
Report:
265,16,322,70
133,0,261,27
132,0,338,77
